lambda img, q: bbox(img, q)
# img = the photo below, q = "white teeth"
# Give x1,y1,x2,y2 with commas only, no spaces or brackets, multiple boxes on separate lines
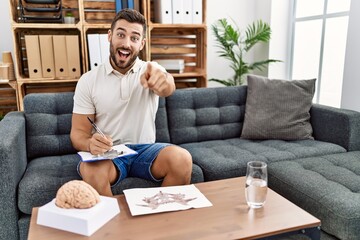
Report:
119,50,130,55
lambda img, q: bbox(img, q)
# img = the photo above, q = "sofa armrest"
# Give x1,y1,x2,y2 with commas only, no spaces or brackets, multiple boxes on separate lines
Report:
0,112,27,240
310,104,360,151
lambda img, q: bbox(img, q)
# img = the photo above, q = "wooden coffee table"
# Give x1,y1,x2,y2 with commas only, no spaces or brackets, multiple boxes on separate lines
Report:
28,177,321,239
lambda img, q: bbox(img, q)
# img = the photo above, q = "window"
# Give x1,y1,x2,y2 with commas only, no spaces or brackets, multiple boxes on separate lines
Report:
290,0,351,107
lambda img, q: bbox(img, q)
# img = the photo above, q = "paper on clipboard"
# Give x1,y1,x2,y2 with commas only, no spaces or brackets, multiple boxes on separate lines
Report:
78,144,137,162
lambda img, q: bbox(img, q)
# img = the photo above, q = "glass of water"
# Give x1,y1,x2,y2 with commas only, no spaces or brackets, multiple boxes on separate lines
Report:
245,161,268,208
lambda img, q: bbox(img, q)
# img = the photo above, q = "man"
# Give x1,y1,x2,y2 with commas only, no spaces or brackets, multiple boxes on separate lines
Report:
70,9,192,196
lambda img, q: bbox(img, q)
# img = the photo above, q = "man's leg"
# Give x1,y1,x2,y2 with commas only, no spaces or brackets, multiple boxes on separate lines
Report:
151,145,193,186
79,160,118,196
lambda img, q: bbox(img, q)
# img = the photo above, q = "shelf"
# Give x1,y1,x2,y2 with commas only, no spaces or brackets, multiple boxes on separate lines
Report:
148,23,207,30
17,78,78,84
83,23,111,29
16,78,78,110
0,80,18,114
11,22,81,30
0,79,17,90
8,0,207,111
172,72,205,78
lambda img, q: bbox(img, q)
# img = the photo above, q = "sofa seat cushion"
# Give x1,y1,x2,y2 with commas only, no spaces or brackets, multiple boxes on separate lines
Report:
268,151,360,240
18,154,81,214
18,154,204,214
180,138,346,181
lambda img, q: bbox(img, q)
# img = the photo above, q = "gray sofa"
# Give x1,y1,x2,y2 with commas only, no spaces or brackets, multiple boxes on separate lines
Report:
1,86,360,240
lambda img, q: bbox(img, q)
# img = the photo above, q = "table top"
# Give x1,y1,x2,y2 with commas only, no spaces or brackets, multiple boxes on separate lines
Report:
28,177,320,240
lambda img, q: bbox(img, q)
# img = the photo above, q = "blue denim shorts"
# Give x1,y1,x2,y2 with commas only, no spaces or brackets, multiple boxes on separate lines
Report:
77,143,171,187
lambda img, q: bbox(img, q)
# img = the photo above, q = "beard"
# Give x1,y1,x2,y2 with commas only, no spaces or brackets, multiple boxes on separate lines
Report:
109,41,139,71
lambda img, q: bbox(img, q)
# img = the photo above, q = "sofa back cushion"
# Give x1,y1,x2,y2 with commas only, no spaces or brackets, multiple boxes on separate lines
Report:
24,92,77,159
166,86,246,144
24,92,171,159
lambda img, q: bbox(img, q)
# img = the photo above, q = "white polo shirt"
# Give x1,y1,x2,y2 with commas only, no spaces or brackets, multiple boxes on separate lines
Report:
73,58,164,144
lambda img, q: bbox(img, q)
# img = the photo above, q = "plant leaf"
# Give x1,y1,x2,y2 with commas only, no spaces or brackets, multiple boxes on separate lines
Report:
244,20,271,51
208,78,236,86
248,59,282,71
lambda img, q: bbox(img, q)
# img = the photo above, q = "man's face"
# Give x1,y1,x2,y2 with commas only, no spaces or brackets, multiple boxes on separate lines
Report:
108,19,145,74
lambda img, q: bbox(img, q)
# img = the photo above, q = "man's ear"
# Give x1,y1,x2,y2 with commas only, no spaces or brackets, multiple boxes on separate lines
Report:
140,38,146,51
108,29,112,42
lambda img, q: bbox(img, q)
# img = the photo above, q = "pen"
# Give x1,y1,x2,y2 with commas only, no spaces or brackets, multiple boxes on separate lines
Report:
87,116,106,138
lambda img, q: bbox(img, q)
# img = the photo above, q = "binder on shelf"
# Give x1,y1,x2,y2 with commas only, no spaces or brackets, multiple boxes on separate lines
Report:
121,0,128,9
172,0,184,24
24,35,43,78
192,0,202,24
182,0,193,24
66,35,81,78
134,0,140,11
52,35,69,77
87,34,102,69
99,34,110,64
39,35,55,78
115,0,122,13
127,0,134,9
154,0,172,24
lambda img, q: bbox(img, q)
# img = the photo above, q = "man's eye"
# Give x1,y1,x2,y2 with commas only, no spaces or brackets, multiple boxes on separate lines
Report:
131,36,139,42
117,33,124,38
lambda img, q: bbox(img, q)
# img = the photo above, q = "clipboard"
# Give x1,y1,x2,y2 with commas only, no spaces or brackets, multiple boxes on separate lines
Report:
78,144,138,162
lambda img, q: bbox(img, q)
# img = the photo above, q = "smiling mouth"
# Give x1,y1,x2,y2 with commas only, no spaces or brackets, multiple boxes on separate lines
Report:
118,49,130,60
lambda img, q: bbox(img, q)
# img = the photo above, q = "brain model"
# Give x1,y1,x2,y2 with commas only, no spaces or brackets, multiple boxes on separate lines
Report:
55,180,100,209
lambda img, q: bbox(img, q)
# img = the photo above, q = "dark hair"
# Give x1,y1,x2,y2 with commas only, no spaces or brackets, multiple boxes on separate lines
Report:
110,8,146,37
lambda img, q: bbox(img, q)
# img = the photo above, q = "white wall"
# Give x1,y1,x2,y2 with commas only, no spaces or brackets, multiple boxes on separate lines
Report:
0,0,14,62
206,0,257,87
341,0,360,111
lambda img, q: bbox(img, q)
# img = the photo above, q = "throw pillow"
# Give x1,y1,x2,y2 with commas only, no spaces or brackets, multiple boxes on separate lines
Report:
241,75,316,140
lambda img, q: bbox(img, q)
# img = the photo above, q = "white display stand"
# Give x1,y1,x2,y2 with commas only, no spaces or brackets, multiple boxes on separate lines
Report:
37,196,120,236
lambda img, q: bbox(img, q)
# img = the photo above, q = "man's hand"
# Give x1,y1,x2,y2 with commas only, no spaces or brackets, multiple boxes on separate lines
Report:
89,133,113,155
140,62,175,97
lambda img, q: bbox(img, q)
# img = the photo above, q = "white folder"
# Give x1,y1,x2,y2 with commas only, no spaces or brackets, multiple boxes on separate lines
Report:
87,34,102,69
154,0,173,24
99,34,110,64
192,0,202,24
172,0,184,24
182,0,193,24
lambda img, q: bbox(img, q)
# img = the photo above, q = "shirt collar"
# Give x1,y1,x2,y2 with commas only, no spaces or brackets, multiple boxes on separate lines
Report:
105,57,142,76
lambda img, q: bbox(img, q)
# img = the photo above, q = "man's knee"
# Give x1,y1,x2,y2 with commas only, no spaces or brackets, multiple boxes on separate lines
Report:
153,146,192,174
80,160,114,181
167,147,193,174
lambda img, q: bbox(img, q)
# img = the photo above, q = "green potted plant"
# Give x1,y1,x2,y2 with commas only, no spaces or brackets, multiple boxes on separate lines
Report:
210,18,281,86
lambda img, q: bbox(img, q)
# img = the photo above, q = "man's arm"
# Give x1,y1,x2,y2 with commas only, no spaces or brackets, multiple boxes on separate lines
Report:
140,62,176,97
70,113,113,154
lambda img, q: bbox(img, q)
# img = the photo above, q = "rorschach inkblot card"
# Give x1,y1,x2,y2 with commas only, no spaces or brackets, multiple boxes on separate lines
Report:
123,184,213,216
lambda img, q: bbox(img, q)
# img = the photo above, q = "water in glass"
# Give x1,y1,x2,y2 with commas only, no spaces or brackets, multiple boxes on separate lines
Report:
245,161,268,208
